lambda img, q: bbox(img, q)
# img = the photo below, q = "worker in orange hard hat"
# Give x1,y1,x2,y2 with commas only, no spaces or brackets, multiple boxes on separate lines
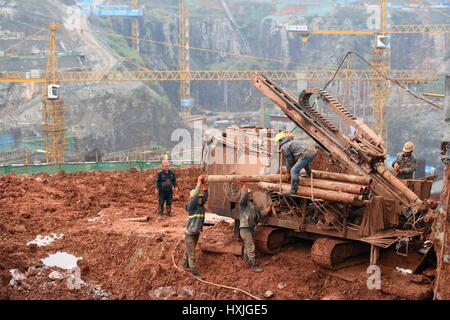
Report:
155,160,179,218
392,141,417,179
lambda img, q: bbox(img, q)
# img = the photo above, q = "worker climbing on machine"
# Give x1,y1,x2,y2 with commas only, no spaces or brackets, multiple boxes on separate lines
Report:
275,131,317,194
392,141,417,179
182,175,209,278
239,187,272,272
155,160,179,218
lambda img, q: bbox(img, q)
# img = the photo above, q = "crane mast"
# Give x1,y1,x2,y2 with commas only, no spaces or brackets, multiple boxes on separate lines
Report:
179,0,192,120
42,22,66,164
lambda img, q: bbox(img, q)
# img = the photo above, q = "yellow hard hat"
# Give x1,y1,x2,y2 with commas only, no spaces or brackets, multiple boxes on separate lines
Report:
274,132,287,142
403,141,415,153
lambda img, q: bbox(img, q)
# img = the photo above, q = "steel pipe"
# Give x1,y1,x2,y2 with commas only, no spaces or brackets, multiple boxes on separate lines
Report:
375,165,422,208
280,168,371,185
310,170,371,186
257,182,367,205
299,177,368,195
204,174,368,195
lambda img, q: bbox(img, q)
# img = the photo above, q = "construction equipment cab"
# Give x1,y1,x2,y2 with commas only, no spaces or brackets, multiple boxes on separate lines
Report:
375,35,389,49
47,84,60,100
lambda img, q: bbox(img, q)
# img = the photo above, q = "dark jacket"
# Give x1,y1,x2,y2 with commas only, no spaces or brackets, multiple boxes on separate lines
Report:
156,170,177,191
185,186,209,235
392,152,417,179
280,139,317,171
239,192,269,230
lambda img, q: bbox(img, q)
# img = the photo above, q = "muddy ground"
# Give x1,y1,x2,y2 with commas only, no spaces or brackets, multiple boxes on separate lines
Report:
0,167,435,300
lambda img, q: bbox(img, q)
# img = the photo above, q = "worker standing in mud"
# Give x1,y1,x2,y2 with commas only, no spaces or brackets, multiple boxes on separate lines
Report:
392,141,417,179
155,160,179,218
275,132,317,194
182,176,209,278
239,187,272,272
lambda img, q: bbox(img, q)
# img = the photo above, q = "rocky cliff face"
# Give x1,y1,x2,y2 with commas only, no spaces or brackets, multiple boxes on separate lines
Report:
102,4,382,113
0,0,447,165
0,0,187,158
101,10,249,112
64,82,183,152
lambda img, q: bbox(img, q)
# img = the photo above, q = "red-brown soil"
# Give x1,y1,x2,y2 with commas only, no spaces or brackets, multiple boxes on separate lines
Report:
0,167,434,300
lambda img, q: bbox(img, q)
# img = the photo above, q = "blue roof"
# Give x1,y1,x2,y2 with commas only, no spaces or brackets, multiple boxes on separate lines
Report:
336,0,359,3
77,1,143,17
80,9,143,17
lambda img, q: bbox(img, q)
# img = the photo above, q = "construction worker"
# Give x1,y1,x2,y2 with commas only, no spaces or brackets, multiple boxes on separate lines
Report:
155,160,178,217
392,141,417,179
239,187,272,272
182,176,209,278
275,131,317,194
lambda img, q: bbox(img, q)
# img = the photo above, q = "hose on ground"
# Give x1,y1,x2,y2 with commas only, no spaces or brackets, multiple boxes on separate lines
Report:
171,238,262,300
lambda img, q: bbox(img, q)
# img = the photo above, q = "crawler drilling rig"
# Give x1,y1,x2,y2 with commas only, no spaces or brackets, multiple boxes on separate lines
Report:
202,74,436,268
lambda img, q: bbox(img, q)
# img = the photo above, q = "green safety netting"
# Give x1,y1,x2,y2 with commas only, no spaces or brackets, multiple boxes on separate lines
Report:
0,161,190,175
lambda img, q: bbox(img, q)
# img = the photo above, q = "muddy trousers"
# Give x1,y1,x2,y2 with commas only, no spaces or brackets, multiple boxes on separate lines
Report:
291,153,316,192
240,227,256,262
158,189,173,215
183,233,200,270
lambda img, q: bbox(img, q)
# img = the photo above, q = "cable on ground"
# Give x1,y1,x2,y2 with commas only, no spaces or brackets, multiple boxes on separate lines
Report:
171,238,262,300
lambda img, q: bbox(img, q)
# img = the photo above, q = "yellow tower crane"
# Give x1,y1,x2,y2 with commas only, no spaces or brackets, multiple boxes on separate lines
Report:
0,20,443,163
372,0,389,146
286,0,450,148
179,0,192,119
42,22,66,164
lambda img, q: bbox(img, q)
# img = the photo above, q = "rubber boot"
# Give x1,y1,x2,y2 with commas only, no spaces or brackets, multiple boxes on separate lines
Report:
305,167,312,177
249,260,262,273
243,254,250,267
290,183,298,194
290,178,299,194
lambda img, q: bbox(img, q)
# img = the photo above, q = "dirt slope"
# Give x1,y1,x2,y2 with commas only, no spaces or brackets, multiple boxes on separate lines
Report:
0,167,433,300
